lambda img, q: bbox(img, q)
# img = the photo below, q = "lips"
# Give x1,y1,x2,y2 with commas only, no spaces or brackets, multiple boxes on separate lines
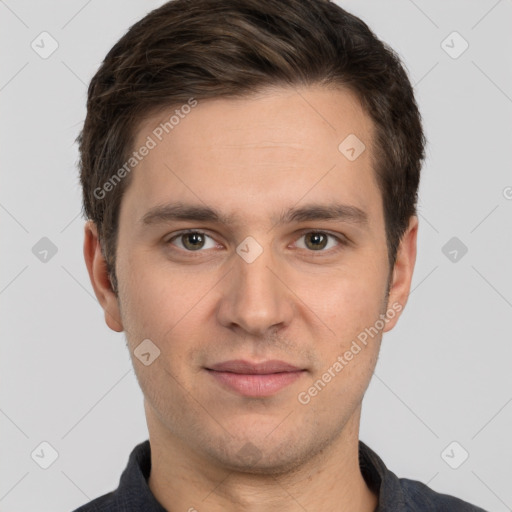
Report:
208,359,302,374
206,359,306,397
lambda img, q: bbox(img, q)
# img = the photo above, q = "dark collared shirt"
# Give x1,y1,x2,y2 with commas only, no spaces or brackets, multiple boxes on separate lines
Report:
71,440,487,511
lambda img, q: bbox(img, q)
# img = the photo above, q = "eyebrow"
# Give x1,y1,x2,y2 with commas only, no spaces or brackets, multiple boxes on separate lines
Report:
141,202,368,227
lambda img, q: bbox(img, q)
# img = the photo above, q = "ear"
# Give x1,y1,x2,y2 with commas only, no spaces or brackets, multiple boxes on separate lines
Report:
383,216,418,332
83,220,124,332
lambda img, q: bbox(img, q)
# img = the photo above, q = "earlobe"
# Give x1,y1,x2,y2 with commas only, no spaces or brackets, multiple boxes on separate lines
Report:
83,221,124,333
383,216,418,332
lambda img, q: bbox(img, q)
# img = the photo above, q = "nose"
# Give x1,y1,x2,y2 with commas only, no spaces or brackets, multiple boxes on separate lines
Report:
216,242,294,337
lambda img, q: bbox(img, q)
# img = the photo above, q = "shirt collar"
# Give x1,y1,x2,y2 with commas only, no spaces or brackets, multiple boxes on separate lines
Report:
113,439,167,511
115,439,401,511
358,440,407,511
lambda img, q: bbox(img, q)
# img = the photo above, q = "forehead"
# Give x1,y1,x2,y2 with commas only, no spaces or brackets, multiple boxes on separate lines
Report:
121,85,380,226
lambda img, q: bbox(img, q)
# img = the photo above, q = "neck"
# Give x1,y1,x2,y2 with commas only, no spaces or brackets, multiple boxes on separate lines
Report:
146,406,378,512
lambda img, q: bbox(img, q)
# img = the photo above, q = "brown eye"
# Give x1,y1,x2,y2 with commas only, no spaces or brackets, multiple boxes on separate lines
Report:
168,231,217,251
304,232,328,250
181,232,205,250
294,231,344,253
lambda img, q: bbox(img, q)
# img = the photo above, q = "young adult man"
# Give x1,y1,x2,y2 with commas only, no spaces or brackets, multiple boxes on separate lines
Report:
74,0,486,510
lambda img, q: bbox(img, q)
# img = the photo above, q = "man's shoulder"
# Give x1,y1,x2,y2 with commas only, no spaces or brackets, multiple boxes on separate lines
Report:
399,477,487,511
69,440,167,512
71,491,116,512
359,441,486,511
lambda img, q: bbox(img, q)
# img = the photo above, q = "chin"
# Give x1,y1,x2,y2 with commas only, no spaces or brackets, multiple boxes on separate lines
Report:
197,428,321,477
217,447,307,476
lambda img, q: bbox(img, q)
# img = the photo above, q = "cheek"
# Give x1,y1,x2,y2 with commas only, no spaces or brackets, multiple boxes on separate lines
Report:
297,282,383,414
311,265,388,336
116,249,214,337
295,261,388,390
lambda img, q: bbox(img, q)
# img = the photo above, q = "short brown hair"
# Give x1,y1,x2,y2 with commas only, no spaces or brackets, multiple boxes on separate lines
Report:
78,0,426,294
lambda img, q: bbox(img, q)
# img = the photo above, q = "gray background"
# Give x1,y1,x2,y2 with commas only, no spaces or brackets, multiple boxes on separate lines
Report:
1,0,511,510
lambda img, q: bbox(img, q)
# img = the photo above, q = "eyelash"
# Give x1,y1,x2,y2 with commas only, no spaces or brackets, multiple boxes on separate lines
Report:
165,229,348,255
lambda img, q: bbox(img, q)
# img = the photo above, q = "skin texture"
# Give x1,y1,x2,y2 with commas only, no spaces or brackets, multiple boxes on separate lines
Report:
84,85,418,512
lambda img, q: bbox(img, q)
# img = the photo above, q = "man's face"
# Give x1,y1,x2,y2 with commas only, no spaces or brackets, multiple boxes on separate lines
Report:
92,85,415,472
